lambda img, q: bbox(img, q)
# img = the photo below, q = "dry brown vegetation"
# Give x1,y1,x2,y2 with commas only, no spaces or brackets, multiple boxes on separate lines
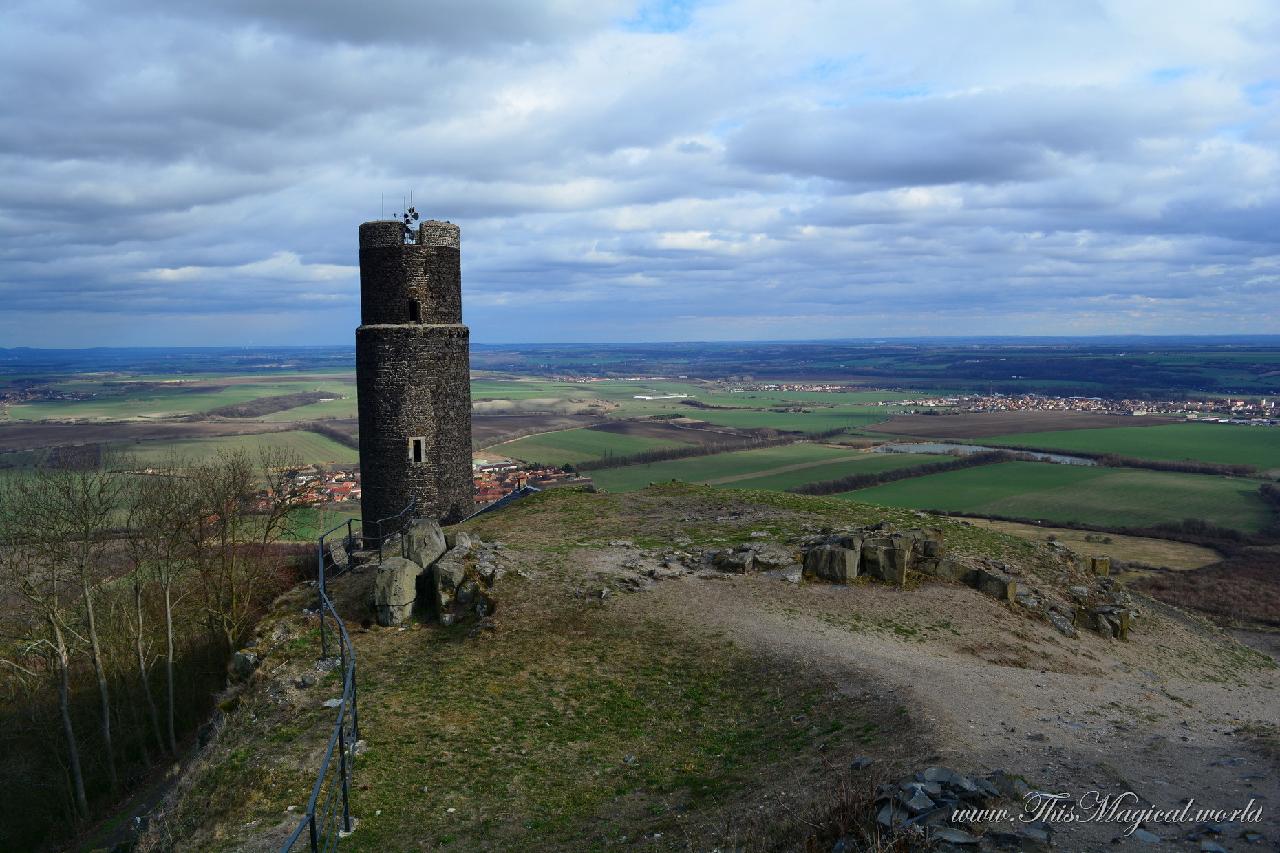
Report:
1134,546,1280,627
963,518,1221,571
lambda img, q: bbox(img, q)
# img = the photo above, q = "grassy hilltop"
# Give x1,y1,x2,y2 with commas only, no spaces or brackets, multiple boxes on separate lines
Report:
141,485,1280,852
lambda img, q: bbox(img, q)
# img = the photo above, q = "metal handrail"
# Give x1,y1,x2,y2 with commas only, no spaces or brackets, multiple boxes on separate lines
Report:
281,500,414,852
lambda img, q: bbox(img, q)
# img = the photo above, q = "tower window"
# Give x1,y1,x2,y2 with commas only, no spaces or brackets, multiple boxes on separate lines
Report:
409,437,426,464
409,299,422,323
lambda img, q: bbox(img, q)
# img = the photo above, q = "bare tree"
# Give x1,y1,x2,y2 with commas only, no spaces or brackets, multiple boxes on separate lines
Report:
0,483,90,820
125,458,197,754
189,448,301,652
19,461,124,792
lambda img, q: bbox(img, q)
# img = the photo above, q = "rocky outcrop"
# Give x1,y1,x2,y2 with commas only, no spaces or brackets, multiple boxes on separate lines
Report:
373,556,422,626
404,518,448,571
799,525,946,586
370,519,502,627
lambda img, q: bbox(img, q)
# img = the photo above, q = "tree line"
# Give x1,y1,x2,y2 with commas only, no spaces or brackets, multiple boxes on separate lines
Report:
787,450,1017,496
0,448,311,850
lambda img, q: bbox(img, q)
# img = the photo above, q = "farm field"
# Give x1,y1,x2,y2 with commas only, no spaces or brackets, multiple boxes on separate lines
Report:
497,428,692,467
869,410,1177,438
115,429,358,466
842,461,1273,532
589,444,930,493
962,518,1221,571
982,422,1280,471
4,378,354,421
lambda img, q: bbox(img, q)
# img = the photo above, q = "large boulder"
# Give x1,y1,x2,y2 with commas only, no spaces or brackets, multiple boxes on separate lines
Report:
373,556,423,626
861,536,909,585
803,545,859,582
966,567,1017,602
405,519,448,569
749,542,800,571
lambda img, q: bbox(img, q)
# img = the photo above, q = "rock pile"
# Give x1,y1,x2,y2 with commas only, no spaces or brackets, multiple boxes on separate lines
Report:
858,765,1052,851
799,525,1017,599
371,520,502,627
592,524,1140,644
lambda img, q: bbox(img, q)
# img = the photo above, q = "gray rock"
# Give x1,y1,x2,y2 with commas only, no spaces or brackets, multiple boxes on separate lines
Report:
967,567,1017,601
1199,842,1228,853
804,545,859,582
850,756,874,770
750,542,798,570
931,827,979,845
373,556,423,626
321,697,342,708
900,788,935,814
1130,827,1162,843
876,801,908,827
713,550,755,573
921,766,960,785
230,650,258,681
445,530,473,551
1049,610,1078,638
405,518,448,569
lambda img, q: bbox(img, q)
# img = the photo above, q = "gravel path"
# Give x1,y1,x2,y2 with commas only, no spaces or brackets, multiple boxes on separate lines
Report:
627,573,1280,852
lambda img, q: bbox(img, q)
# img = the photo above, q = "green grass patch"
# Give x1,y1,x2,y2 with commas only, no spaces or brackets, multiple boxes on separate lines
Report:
843,460,1273,532
590,445,932,493
984,422,1280,470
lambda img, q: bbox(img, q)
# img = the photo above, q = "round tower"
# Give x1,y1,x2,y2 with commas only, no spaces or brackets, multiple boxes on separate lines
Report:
356,219,474,533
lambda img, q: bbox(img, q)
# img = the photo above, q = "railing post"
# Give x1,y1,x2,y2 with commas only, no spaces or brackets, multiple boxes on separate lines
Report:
351,670,360,742
317,536,329,659
338,714,353,833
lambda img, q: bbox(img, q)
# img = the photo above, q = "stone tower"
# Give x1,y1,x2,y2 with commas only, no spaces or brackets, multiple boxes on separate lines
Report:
356,218,473,534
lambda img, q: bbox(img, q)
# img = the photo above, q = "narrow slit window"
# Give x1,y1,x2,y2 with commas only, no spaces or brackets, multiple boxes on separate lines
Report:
409,437,426,464
409,299,422,323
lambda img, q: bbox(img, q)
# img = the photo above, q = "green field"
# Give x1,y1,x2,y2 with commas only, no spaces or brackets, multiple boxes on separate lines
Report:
589,444,931,493
843,460,1273,532
984,422,1280,471
116,430,358,466
498,428,691,467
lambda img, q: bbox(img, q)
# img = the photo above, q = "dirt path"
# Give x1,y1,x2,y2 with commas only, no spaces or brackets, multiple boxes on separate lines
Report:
629,575,1280,852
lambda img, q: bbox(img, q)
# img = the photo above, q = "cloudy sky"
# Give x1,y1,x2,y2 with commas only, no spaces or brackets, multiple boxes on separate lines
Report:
1,0,1278,346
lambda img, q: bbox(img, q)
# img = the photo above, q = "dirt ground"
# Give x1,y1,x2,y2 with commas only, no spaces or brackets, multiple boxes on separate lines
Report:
471,413,605,447
870,411,1179,438
625,572,1279,851
0,419,296,453
589,418,761,444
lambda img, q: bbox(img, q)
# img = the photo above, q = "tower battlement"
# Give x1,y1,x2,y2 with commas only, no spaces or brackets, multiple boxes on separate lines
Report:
355,217,473,530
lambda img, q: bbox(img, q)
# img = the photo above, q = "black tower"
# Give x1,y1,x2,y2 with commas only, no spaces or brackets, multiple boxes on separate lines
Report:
356,219,473,533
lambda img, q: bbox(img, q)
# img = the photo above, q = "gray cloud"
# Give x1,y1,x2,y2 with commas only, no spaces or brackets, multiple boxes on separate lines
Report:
0,0,1277,347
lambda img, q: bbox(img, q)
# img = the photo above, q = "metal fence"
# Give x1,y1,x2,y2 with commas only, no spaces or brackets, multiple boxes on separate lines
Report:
280,502,415,852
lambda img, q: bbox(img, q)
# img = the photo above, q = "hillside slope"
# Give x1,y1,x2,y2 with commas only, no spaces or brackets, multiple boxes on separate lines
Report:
140,485,1279,852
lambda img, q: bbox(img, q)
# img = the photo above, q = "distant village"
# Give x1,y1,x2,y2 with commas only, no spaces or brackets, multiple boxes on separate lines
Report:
263,456,590,514
884,392,1278,424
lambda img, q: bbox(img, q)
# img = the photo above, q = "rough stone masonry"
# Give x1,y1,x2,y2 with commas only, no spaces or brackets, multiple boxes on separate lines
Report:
356,218,474,533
